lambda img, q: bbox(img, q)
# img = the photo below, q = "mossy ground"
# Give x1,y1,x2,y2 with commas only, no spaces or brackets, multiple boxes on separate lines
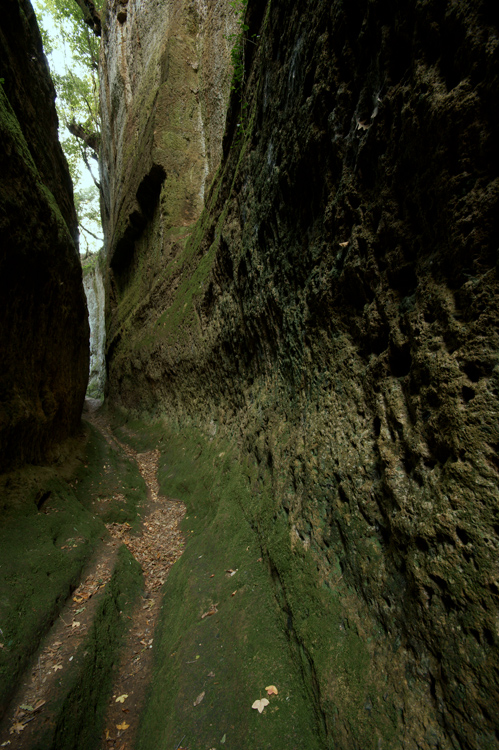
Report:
0,475,103,717
106,407,402,750
0,421,146,720
32,545,143,750
73,422,147,530
108,412,342,750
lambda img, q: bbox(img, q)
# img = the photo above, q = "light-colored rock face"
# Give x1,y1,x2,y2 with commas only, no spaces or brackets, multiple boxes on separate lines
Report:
83,258,106,398
100,0,237,265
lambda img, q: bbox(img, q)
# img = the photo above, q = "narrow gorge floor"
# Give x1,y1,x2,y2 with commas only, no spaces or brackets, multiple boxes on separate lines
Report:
87,405,186,750
0,402,186,750
0,405,327,750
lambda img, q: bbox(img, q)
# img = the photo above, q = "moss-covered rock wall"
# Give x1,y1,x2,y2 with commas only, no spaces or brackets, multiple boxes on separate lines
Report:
102,0,499,746
0,0,89,471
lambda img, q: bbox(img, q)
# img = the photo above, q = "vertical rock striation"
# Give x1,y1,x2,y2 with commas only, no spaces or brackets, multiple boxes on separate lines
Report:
83,253,106,399
100,0,237,349
102,0,499,747
0,0,89,471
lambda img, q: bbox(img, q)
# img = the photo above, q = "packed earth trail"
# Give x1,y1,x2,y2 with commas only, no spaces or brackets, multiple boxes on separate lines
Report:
86,404,186,750
0,402,186,750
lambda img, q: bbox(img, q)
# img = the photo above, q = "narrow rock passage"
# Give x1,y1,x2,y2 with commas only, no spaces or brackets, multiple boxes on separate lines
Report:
0,405,186,750
0,544,122,748
85,411,186,750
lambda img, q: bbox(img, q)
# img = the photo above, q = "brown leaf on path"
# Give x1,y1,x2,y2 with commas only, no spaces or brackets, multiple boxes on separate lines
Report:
116,721,129,731
201,604,218,619
193,691,205,706
252,698,269,713
9,721,26,735
265,685,278,695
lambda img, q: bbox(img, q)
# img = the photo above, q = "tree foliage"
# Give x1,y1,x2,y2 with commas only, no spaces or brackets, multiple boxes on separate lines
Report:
34,0,103,253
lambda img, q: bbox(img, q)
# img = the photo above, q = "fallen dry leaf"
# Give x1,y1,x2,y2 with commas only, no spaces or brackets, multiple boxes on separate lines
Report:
72,621,80,628
53,664,63,672
116,722,129,731
266,685,278,695
339,241,349,247
9,721,25,735
201,604,218,619
193,691,205,707
252,698,269,713
115,694,128,703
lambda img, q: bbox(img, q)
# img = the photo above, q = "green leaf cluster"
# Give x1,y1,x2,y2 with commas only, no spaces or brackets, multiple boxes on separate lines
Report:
34,0,103,252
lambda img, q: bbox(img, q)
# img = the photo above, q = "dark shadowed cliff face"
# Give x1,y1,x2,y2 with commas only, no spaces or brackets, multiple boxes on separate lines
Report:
0,0,89,471
103,0,499,747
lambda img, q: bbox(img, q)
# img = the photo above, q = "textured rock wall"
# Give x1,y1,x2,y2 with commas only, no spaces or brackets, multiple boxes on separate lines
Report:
83,254,106,398
0,0,89,471
102,0,499,747
100,0,237,304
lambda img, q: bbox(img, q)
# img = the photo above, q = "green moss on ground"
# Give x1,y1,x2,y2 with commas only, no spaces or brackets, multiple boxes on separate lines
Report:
33,545,143,750
0,422,146,719
106,414,346,749
74,421,147,530
0,478,104,717
107,409,399,749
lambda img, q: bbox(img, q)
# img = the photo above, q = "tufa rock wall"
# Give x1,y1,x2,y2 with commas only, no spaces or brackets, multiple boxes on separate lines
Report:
99,0,238,315
0,0,89,471
83,253,106,399
102,0,499,747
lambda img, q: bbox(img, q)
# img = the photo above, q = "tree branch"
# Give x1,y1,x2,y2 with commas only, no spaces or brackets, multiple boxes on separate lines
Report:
81,146,101,191
68,119,100,154
73,0,101,37
80,223,103,242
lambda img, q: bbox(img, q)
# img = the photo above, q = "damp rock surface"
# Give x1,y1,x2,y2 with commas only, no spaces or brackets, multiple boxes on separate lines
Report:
101,0,499,747
0,0,89,472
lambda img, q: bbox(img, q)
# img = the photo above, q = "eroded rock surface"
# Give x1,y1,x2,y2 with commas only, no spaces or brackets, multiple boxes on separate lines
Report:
83,253,106,398
0,0,89,471
102,0,499,747
100,0,237,303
